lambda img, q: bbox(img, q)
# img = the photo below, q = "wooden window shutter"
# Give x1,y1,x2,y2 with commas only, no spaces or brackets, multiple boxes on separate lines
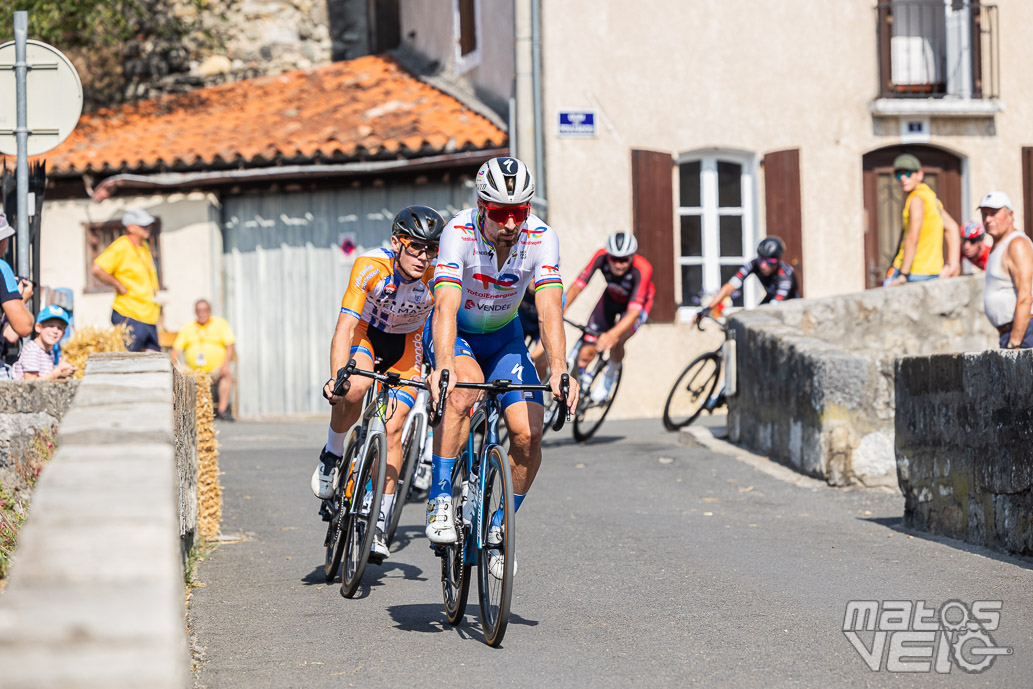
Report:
762,148,804,296
1023,146,1033,240
631,149,675,322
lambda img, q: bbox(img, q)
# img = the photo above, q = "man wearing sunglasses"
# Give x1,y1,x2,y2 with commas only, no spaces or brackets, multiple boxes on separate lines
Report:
960,221,991,273
564,231,655,403
701,236,800,321
883,153,960,286
424,156,579,554
312,205,444,564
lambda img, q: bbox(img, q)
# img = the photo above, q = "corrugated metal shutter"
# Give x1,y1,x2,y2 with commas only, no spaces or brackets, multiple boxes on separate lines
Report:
223,182,473,418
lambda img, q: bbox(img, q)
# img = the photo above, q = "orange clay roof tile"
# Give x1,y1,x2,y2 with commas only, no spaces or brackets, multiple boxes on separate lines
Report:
24,55,506,176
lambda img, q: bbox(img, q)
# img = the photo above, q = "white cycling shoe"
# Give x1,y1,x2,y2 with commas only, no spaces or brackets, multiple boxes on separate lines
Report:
486,525,516,579
413,461,433,492
370,526,389,563
310,448,339,499
425,496,458,544
590,364,621,403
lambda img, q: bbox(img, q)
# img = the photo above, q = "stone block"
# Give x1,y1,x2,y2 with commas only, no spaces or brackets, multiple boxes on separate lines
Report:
57,402,174,446
83,353,170,375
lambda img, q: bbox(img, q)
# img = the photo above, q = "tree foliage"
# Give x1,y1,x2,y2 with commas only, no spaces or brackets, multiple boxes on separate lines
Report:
0,1,142,47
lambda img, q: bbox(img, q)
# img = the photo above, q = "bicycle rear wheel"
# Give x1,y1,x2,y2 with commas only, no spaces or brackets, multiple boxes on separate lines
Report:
386,413,424,546
341,433,386,598
477,444,515,647
663,352,721,431
573,356,621,443
323,428,360,583
442,454,471,625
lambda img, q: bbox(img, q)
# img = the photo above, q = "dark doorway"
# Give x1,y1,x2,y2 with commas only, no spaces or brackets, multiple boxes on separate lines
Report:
861,145,963,289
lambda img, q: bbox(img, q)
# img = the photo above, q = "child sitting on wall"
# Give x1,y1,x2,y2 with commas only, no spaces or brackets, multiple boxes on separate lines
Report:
11,305,76,381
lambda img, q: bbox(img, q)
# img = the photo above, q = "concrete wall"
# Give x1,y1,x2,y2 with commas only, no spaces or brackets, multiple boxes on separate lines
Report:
39,193,221,334
728,275,996,487
896,350,1033,555
0,381,79,494
0,353,192,688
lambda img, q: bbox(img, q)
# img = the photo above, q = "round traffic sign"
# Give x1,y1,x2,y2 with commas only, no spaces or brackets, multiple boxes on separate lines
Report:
0,39,83,156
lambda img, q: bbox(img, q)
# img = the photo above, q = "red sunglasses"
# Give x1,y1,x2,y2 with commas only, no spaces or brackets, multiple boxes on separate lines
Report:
607,254,632,265
481,202,530,225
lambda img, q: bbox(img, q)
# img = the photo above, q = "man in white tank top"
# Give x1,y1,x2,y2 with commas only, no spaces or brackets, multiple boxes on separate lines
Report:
980,191,1033,349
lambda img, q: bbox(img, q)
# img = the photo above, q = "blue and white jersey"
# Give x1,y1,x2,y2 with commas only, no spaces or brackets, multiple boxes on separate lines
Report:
432,207,562,334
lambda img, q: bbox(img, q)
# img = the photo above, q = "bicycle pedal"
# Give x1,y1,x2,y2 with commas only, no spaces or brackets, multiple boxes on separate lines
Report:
431,544,448,557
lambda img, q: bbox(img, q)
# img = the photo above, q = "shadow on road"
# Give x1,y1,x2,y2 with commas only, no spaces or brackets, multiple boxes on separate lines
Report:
543,433,625,448
861,516,1033,572
384,603,539,640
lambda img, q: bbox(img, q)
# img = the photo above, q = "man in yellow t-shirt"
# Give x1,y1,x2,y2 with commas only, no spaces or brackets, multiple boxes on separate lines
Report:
90,208,162,351
884,154,960,286
172,299,237,420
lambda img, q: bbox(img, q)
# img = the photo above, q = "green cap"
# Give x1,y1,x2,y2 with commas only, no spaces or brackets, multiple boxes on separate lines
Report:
893,154,921,172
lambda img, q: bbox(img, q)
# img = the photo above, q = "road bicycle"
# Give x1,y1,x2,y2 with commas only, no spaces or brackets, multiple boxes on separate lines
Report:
385,382,432,546
323,360,445,597
543,318,620,443
437,374,570,647
662,313,727,431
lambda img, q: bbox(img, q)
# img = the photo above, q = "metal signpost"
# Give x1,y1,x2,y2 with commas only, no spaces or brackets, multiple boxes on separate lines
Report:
0,11,83,276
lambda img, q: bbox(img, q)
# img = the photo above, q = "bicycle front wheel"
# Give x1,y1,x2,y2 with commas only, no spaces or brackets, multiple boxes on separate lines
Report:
442,454,471,625
663,353,721,431
477,444,515,647
324,428,361,583
387,413,424,546
573,356,621,443
341,433,386,598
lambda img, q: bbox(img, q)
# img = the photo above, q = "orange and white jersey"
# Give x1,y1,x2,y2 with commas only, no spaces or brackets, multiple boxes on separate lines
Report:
340,248,433,333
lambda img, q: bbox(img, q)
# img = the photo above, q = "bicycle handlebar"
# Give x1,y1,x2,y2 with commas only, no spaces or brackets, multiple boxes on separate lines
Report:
694,310,727,333
331,359,448,426
453,373,570,432
563,317,602,338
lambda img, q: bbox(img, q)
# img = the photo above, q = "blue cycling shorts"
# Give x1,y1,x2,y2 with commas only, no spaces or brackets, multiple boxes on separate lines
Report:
423,313,543,410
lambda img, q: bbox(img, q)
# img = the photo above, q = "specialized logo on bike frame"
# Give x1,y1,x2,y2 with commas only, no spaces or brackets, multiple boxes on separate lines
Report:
843,599,1012,674
471,272,520,291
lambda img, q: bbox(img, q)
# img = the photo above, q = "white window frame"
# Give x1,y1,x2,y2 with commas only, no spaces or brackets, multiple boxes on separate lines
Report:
453,0,482,74
675,151,759,322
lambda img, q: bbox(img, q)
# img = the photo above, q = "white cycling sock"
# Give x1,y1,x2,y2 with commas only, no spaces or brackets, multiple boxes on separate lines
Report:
378,493,395,530
605,361,622,381
326,427,347,457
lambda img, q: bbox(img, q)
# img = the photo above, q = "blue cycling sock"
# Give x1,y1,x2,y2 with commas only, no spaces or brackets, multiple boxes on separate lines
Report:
491,493,526,528
430,454,457,501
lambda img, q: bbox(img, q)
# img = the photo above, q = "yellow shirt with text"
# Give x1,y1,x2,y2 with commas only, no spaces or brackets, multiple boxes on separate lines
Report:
172,317,236,373
93,235,161,324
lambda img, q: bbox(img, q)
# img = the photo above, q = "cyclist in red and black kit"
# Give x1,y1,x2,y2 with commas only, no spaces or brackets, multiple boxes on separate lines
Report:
701,237,799,320
564,232,654,402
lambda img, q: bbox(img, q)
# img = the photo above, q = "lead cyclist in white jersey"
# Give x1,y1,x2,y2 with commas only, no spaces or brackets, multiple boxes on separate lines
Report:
424,156,580,551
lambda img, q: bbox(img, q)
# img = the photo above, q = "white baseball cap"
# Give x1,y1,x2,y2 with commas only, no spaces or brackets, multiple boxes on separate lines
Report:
978,191,1013,211
0,212,12,241
122,207,156,227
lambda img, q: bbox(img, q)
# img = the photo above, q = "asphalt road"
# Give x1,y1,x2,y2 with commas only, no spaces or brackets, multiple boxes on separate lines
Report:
188,417,1033,688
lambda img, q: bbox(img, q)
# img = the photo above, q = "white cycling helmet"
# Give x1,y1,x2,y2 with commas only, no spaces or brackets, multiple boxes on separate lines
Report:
605,232,638,258
476,157,535,205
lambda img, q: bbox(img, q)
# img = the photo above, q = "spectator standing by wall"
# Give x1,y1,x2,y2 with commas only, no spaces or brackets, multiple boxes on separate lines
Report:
980,191,1033,349
172,299,237,420
884,154,960,286
90,208,161,352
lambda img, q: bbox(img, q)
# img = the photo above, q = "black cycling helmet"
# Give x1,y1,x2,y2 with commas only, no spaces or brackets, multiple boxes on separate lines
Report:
757,236,786,259
392,205,445,243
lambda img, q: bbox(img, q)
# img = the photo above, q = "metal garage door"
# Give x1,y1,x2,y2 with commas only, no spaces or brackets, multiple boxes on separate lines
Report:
223,182,473,418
